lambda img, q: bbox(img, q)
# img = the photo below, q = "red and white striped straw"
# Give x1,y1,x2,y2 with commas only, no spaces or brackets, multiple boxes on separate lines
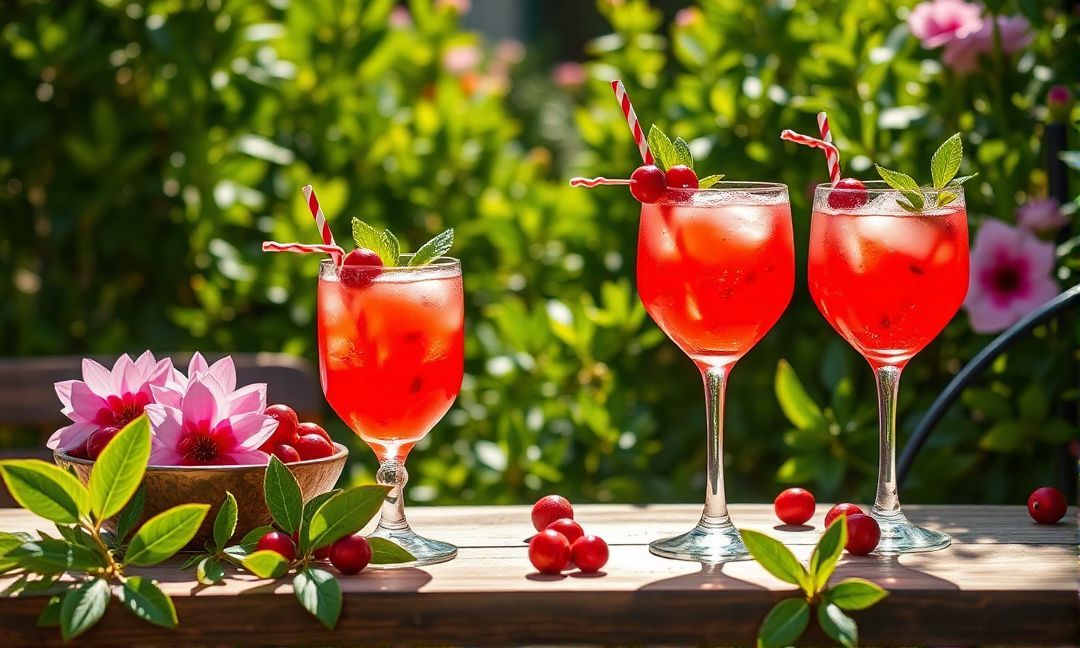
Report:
301,184,342,265
569,176,632,188
816,112,842,184
262,241,345,256
610,80,654,165
780,129,841,184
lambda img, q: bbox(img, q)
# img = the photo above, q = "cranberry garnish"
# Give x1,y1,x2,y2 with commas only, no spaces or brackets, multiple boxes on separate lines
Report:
824,503,864,529
1028,487,1067,524
528,529,571,574
256,531,297,561
86,426,121,460
630,164,667,203
827,177,868,210
774,487,816,525
531,495,574,532
329,533,372,575
545,518,584,545
570,535,609,573
295,434,335,461
273,443,301,463
844,514,881,555
341,248,384,288
665,165,699,189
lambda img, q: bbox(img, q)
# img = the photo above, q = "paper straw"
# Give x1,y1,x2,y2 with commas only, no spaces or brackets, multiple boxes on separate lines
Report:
300,185,342,265
569,176,633,188
611,80,654,165
262,241,345,256
816,112,842,184
780,130,841,183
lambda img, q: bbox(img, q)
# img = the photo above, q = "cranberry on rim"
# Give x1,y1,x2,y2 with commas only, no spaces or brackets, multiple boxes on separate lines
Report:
827,177,868,210
630,164,666,203
666,165,698,189
341,247,383,288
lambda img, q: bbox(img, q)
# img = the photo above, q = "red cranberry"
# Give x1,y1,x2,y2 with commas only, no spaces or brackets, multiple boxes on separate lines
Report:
545,518,584,545
528,529,570,574
256,531,296,561
341,248,383,288
827,177,868,210
825,503,864,529
630,164,666,203
1028,487,1067,524
570,535,609,573
329,533,372,575
665,165,698,189
297,422,332,444
273,443,301,463
86,426,121,460
263,404,299,449
343,248,382,266
66,440,89,460
531,495,574,532
295,434,335,461
774,487,816,525
844,514,880,555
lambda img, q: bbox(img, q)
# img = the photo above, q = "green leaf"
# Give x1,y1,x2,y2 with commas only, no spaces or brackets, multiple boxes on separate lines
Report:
124,504,210,566
817,602,858,647
0,531,27,573
672,137,694,169
195,556,225,585
241,550,290,579
293,567,342,630
930,133,963,188
180,553,204,570
1018,383,1049,422
305,485,391,550
367,537,416,564
698,174,725,188
756,598,810,648
9,539,106,574
810,516,847,592
647,125,675,171
60,578,110,640
740,529,810,592
948,173,978,186
935,189,961,207
351,218,393,264
89,415,151,521
897,197,923,212
238,525,276,552
0,459,90,524
826,578,889,610
775,360,825,431
875,165,925,210
408,228,455,267
118,576,177,628
37,594,63,627
979,421,1027,451
113,486,145,544
299,490,340,554
264,456,304,534
381,229,401,266
213,492,238,552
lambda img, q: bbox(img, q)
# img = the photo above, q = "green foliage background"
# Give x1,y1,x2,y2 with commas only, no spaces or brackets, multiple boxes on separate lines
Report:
2,0,1077,505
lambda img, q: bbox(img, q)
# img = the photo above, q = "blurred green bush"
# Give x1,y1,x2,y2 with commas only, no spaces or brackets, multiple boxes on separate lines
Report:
1,0,1076,505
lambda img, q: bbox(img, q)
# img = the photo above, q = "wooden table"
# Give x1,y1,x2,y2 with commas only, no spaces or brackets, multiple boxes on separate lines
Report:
1,504,1076,646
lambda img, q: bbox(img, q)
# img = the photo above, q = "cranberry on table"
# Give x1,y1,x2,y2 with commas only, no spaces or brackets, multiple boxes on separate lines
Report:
1028,487,1067,524
297,422,332,445
570,535,609,573
844,514,881,555
629,164,667,203
329,534,372,575
825,503,864,529
273,443,301,463
264,404,300,448
531,495,574,532
295,434,335,461
774,487,816,525
86,426,121,460
826,177,868,210
545,518,584,546
256,531,296,561
665,164,699,189
528,529,571,574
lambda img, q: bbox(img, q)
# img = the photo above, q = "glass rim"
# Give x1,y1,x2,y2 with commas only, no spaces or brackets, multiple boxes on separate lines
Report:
814,180,966,198
320,255,461,273
663,181,789,194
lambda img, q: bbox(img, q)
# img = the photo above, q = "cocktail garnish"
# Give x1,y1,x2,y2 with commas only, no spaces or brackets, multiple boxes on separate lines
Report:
875,133,978,211
350,218,453,267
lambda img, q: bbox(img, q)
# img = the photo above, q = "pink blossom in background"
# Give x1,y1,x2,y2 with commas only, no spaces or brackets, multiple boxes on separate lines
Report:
493,40,525,66
389,6,412,29
941,14,1033,73
552,62,587,90
1047,85,1072,106
146,371,277,466
907,0,983,48
675,7,703,28
1017,198,1068,235
443,44,481,75
48,352,173,452
435,0,470,13
964,220,1059,333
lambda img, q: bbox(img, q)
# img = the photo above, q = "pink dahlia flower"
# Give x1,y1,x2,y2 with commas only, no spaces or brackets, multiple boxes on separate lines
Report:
941,14,1033,73
154,352,264,416
964,220,1059,333
49,352,174,452
907,0,983,49
1017,198,1068,235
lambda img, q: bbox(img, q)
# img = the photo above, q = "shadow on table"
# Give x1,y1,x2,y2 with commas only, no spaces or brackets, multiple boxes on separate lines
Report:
832,554,960,591
637,561,768,591
145,562,434,595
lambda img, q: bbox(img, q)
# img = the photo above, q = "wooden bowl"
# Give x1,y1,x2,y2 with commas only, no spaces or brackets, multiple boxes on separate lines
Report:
54,444,348,548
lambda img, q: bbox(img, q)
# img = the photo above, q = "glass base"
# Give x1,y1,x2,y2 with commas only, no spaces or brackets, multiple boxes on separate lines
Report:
368,526,458,568
871,510,951,554
649,518,751,563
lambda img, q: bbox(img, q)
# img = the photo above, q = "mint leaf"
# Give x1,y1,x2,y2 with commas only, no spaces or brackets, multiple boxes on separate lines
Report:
810,515,846,592
897,197,922,212
672,137,694,169
949,173,978,186
698,174,725,189
647,125,675,171
408,228,454,267
874,165,918,192
351,218,396,266
740,529,812,594
381,230,400,266
826,578,889,610
817,602,858,647
936,189,961,207
757,598,810,648
930,133,963,188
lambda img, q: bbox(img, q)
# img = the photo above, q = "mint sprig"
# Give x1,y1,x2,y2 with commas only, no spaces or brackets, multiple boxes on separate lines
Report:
875,133,978,211
743,517,889,648
351,218,454,267
409,228,454,266
646,125,724,187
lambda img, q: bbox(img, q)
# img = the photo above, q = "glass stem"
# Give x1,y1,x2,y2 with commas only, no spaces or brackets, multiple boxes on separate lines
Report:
700,365,731,525
872,365,903,517
375,459,410,532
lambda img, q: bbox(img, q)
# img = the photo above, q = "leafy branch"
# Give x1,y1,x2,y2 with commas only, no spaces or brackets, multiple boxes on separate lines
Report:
351,218,453,267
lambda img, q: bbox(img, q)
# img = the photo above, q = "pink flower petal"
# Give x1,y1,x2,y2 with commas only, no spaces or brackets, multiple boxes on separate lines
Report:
181,379,220,427
69,382,108,422
46,421,97,451
231,412,279,450
220,449,271,466
1006,274,1060,319
150,384,183,410
115,354,143,396
208,356,237,394
148,356,175,387
187,352,209,378
1017,231,1056,277
134,350,157,376
227,383,266,416
966,292,1018,333
148,447,185,466
81,359,114,397
55,380,77,410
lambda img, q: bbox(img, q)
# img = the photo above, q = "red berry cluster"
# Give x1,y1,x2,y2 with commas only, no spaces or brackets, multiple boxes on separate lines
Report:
773,487,880,555
259,404,336,463
629,164,699,204
528,495,609,575
255,530,371,575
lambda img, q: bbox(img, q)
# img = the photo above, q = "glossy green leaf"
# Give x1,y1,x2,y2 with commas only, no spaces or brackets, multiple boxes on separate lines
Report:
241,550,290,579
112,485,145,544
647,125,675,170
698,173,725,188
305,485,391,550
118,576,177,628
0,531,29,573
264,456,303,535
37,594,63,627
0,459,90,524
125,504,210,566
409,228,454,266
756,598,809,648
351,218,397,266
817,601,858,647
196,556,225,585
299,490,340,554
237,525,276,552
367,537,416,564
930,133,963,188
213,492,238,552
810,516,846,592
740,529,810,592
826,578,889,610
9,539,106,574
775,360,825,431
672,137,693,169
89,415,151,521
382,229,400,265
60,578,110,640
294,567,342,629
